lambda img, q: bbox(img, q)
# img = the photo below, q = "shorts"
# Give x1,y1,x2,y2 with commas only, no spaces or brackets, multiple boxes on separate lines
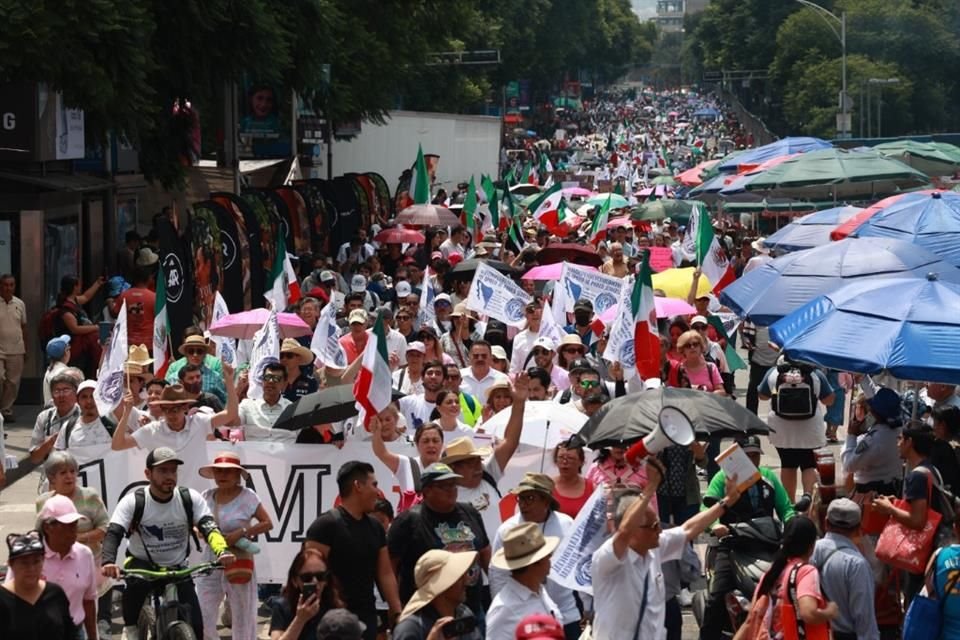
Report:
775,447,817,470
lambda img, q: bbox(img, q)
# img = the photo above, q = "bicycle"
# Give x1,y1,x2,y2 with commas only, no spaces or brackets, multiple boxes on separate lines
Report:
119,561,223,640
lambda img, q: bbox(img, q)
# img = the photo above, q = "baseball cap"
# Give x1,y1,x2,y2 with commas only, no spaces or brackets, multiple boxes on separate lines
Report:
826,498,862,529
573,299,594,312
306,286,330,303
431,251,443,261
420,463,463,486
319,270,337,283
738,435,763,455
406,341,426,354
568,358,595,374
350,274,367,293
532,336,556,352
515,613,565,639
434,293,452,307
395,281,412,298
491,345,509,361
690,315,709,328
348,309,368,325
37,494,87,525
315,609,367,640
46,335,71,359
145,447,184,469
77,380,97,394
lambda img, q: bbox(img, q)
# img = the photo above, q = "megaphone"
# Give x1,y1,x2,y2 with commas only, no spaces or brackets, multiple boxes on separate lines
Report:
625,406,695,465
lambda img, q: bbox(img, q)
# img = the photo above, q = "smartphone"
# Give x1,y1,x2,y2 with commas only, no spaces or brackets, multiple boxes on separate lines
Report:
442,616,477,638
301,582,317,599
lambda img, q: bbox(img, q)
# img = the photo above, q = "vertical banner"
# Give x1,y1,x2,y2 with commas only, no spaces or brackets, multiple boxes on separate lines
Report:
188,204,224,331
156,217,194,352
94,301,128,417
550,485,608,595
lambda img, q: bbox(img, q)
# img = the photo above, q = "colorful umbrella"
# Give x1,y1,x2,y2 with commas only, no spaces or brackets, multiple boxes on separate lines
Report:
676,160,719,187
631,199,702,223
374,228,425,244
395,203,460,227
651,175,678,186
762,206,863,253
872,140,960,177
597,297,696,324
716,136,832,172
209,309,311,340
509,183,541,196
535,243,603,267
522,263,597,281
587,193,630,209
652,267,711,299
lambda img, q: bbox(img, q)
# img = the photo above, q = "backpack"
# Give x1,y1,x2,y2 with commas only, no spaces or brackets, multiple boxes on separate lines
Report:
771,364,818,420
61,416,117,449
128,486,202,554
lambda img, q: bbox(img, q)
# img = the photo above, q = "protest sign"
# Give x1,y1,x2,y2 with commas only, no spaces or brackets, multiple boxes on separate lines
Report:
465,262,532,327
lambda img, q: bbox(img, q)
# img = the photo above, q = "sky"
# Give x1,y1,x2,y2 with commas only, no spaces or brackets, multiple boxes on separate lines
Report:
631,0,659,20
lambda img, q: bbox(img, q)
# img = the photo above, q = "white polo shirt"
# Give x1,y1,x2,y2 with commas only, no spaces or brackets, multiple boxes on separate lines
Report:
486,577,561,640
591,526,687,640
459,366,509,401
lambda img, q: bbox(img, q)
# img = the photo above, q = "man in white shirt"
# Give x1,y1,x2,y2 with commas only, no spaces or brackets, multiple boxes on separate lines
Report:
379,306,408,366
29,373,81,465
591,461,742,640
509,300,544,375
439,225,466,259
486,522,561,640
393,341,426,395
460,341,509,401
397,358,445,431
54,380,112,450
235,361,294,441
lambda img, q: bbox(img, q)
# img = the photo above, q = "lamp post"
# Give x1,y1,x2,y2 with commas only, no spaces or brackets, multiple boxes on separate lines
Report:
795,0,848,138
868,78,900,138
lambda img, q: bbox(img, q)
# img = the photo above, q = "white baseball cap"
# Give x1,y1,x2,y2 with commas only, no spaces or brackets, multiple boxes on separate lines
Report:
395,281,412,298
350,274,367,293
532,336,556,352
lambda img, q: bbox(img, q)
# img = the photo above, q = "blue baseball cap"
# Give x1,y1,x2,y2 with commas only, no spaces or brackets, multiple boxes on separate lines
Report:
46,335,71,360
106,275,131,298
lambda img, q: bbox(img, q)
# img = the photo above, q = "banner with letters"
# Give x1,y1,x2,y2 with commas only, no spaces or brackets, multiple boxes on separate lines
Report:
68,438,554,582
465,262,532,328
552,264,622,325
549,485,608,595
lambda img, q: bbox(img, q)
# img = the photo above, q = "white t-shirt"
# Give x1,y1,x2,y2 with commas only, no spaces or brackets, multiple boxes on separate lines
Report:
439,421,477,443
761,368,830,450
457,457,504,540
591,526,687,640
509,329,540,375
238,397,297,441
53,417,112,450
132,413,214,478
108,486,214,567
397,395,436,431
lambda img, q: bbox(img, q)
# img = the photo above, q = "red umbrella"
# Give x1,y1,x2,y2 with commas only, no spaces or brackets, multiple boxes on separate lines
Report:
535,243,603,267
374,228,425,244
395,204,461,227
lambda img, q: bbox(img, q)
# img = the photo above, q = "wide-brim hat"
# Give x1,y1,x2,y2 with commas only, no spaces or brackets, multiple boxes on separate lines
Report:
485,380,514,402
148,383,196,406
440,436,492,465
280,338,314,365
126,343,154,367
491,522,560,571
510,472,560,510
178,334,213,357
199,451,250,480
123,362,154,382
399,549,478,621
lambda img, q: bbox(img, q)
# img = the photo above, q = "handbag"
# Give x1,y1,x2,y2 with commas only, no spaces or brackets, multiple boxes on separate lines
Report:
779,564,830,640
851,490,889,535
875,471,942,574
902,552,960,640
214,493,255,585
732,593,770,640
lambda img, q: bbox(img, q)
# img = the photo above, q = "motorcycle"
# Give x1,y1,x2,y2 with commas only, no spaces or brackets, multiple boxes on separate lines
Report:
692,515,783,638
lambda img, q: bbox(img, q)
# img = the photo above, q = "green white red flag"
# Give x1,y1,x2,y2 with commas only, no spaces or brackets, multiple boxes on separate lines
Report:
691,203,735,293
528,183,564,230
588,193,612,245
354,314,393,427
410,144,430,205
632,252,661,380
462,176,478,231
265,234,301,311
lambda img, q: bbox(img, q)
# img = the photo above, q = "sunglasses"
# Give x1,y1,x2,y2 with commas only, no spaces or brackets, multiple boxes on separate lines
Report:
682,343,702,350
396,315,411,321
185,348,206,356
517,493,544,504
561,348,584,354
298,570,330,583
263,374,284,383
580,379,600,389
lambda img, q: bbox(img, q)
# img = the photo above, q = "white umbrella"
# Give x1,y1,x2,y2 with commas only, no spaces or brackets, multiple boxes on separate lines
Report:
488,401,588,451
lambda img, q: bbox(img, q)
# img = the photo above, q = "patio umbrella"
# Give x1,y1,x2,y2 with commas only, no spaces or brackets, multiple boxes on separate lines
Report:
274,386,406,430
486,401,588,450
587,193,630,210
631,199,702,223
676,160,719,187
719,237,960,326
769,274,960,384
846,191,960,267
578,388,770,448
209,309,311,339
374,228,425,244
445,258,518,283
605,216,633,230
634,185,674,200
716,136,832,172
652,267,711,299
597,297,696,323
510,183,541,197
535,243,603,267
561,186,595,199
522,263,597,281
395,203,460,227
872,140,960,177
651,175,678,187
734,148,930,200
762,206,863,253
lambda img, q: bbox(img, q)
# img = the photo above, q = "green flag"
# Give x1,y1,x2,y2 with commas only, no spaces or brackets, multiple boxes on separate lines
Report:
410,144,430,205
588,193,612,245
463,176,478,232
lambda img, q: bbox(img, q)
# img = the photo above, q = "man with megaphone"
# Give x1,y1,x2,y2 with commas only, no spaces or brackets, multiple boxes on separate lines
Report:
590,407,744,640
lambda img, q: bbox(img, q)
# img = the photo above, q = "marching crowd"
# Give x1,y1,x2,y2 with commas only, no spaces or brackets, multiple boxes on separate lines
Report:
2,88,960,640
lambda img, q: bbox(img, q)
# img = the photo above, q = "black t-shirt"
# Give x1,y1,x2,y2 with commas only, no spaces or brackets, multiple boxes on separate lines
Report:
0,582,75,640
904,461,946,515
305,506,386,619
387,502,489,618
270,598,331,640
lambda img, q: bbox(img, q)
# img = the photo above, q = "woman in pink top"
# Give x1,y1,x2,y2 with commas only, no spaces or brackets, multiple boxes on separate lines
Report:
666,330,725,393
585,445,656,512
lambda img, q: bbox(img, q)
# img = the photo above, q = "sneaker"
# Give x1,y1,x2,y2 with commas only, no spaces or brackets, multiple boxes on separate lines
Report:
678,587,694,607
794,493,812,513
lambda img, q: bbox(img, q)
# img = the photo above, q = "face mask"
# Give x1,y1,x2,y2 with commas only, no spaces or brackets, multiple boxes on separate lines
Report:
574,311,591,325
184,382,202,394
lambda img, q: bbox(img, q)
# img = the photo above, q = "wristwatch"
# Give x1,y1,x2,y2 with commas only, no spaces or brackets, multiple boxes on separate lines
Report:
718,498,729,512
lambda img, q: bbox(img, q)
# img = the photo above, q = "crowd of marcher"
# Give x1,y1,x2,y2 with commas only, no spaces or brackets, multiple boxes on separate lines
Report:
2,87,960,640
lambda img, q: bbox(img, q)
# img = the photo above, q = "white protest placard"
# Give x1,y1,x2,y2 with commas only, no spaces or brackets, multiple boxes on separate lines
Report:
465,261,532,327
602,277,639,376
247,310,280,400
556,263,622,317
210,292,237,367
311,302,348,369
94,301,127,418
550,485,608,595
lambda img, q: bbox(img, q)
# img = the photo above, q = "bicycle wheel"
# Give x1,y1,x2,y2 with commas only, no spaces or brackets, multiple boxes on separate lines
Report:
138,603,157,640
162,620,196,640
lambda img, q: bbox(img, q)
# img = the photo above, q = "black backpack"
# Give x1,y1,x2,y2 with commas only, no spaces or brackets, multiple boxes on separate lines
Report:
61,416,117,449
772,364,817,420
127,486,202,553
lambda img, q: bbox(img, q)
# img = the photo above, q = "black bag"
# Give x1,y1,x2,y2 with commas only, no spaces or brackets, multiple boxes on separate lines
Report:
771,364,817,420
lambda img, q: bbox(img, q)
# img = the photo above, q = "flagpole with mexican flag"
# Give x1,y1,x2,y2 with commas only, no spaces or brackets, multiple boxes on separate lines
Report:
632,251,661,380
462,176,478,232
153,263,171,378
410,144,431,205
354,314,393,428
692,203,736,293
588,193,612,245
528,183,564,230
265,234,302,311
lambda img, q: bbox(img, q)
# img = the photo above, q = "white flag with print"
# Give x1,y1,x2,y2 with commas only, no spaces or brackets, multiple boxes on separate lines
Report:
246,309,280,400
94,301,128,417
311,302,348,370
465,262,532,328
209,292,237,367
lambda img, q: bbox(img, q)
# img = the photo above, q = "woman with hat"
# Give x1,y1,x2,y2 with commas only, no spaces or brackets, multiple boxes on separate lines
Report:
487,522,562,640
842,387,904,510
477,380,514,429
0,530,76,638
392,549,482,640
196,451,273,640
491,474,580,639
279,338,319,402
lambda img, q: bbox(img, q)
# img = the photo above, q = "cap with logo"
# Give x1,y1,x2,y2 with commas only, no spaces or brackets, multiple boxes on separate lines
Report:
145,447,184,468
420,463,463,486
395,281,412,298
350,274,367,293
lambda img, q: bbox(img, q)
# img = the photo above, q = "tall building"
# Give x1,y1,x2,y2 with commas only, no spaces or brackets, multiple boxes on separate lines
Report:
651,0,708,32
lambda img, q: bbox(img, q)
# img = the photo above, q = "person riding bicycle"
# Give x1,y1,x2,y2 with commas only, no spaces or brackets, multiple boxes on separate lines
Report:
698,436,795,640
101,447,235,639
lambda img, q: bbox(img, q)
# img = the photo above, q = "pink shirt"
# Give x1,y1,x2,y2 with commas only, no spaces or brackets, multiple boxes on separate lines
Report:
42,542,98,624
586,458,658,512
761,559,828,637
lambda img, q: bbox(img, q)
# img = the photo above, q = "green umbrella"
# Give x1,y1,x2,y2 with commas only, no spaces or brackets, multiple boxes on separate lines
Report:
630,199,703,222
651,175,678,186
587,193,630,209
873,140,960,177
738,148,930,200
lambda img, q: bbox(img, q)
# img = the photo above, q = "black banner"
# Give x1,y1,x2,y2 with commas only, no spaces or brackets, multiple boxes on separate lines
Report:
187,204,223,331
206,199,248,313
156,217,194,351
214,192,262,310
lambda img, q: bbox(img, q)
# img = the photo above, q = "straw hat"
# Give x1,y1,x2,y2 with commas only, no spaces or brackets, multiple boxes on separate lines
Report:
148,384,196,406
280,338,314,365
485,380,514,402
440,436,492,465
178,334,213,357
491,522,560,571
199,451,250,480
509,472,560,510
398,550,478,621
124,344,154,381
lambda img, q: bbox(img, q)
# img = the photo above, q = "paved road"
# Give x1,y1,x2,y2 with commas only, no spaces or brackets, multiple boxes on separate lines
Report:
0,364,845,638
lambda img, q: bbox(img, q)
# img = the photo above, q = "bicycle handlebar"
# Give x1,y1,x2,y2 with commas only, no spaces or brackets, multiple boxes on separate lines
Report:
120,561,223,582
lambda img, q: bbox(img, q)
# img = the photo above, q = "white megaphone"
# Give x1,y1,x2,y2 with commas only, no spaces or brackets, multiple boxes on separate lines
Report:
625,406,696,465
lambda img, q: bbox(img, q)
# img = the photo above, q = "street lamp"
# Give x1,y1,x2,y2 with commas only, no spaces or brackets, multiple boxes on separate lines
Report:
868,78,900,138
795,0,848,139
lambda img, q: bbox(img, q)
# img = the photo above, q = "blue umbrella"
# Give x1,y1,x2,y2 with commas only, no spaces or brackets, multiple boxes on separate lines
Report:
716,137,832,173
693,107,720,119
849,191,960,267
763,206,864,253
719,237,960,326
769,273,960,384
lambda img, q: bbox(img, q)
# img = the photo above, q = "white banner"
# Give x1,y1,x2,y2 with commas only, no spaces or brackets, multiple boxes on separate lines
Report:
210,293,237,367
602,277,638,376
311,302,348,368
95,301,128,417
247,310,280,400
465,262,532,328
549,485,609,595
68,438,556,583
556,264,622,317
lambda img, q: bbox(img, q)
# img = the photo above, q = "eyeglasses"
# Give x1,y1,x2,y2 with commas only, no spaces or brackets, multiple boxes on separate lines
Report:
51,388,75,396
561,348,584,355
279,353,297,360
396,315,411,321
263,374,284,383
580,379,600,389
185,348,206,356
298,570,330,583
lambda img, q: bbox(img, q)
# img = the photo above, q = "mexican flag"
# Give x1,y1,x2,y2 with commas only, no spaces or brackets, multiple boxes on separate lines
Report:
519,161,532,184
632,252,661,380
410,144,431,205
528,183,564,229
354,315,393,428
691,203,735,293
462,176,478,231
265,234,302,311
500,187,516,232
588,193,613,245
539,153,553,179
153,264,171,378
